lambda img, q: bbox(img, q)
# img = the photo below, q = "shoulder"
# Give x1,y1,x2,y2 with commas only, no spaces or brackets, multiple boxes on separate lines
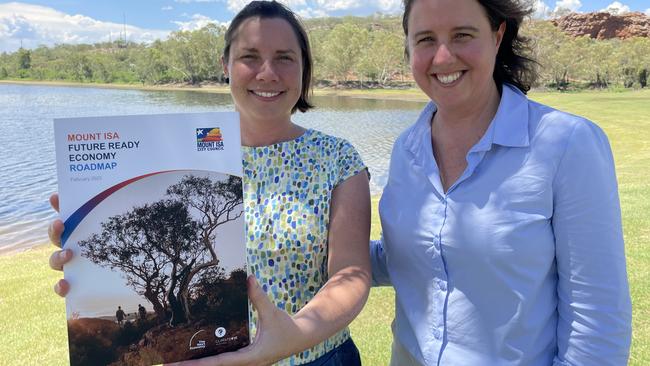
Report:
524,99,615,184
390,102,435,162
303,129,356,151
302,129,362,161
527,98,609,152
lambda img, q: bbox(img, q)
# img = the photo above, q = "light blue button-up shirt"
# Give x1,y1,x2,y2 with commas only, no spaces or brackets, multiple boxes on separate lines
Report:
371,84,632,365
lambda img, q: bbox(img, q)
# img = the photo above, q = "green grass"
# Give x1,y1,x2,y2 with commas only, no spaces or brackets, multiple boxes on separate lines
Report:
0,245,69,366
1,89,649,365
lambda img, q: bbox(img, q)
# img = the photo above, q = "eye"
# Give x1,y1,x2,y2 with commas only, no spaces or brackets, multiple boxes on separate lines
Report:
416,36,435,45
454,33,472,40
277,55,295,62
240,54,257,60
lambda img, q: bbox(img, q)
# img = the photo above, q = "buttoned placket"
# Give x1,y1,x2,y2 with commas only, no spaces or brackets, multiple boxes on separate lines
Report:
427,147,490,362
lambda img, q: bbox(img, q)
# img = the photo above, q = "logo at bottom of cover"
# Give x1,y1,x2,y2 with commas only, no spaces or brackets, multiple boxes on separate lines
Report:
215,327,227,338
196,127,224,151
189,329,207,350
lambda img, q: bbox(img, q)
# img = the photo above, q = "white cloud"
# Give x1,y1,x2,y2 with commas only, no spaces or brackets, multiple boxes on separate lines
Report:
172,13,220,31
376,0,401,13
226,0,306,13
646,8,650,16
223,0,401,15
601,1,631,15
162,6,174,11
0,2,169,52
296,7,329,19
532,0,552,19
554,0,582,13
313,0,360,12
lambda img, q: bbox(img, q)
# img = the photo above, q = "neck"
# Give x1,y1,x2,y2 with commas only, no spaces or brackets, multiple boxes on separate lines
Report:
241,117,305,147
433,82,501,136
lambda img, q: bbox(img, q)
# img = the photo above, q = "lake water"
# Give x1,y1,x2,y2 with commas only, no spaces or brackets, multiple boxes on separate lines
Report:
0,83,424,254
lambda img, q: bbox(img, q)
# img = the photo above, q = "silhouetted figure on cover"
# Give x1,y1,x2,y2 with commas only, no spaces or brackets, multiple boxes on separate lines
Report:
138,304,146,321
116,306,125,325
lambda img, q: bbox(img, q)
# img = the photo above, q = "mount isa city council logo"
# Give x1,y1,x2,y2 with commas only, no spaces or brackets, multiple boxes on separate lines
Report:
196,127,224,151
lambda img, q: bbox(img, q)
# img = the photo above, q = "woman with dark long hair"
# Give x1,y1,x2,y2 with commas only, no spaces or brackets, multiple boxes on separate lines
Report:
371,0,632,364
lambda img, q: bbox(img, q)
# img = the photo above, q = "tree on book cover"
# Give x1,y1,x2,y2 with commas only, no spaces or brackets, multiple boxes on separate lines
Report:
67,174,249,366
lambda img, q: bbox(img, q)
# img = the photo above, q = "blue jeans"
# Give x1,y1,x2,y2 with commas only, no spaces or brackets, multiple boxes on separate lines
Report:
300,338,361,366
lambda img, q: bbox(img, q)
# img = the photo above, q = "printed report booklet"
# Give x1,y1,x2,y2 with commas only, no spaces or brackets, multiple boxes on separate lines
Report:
54,112,249,366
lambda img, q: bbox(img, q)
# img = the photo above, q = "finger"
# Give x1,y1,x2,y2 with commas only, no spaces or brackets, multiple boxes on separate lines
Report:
247,275,275,318
54,279,70,297
48,219,64,248
49,249,72,271
50,193,60,213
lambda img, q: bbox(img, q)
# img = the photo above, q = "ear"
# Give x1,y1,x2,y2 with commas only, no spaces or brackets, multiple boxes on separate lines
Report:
495,21,506,50
221,56,229,78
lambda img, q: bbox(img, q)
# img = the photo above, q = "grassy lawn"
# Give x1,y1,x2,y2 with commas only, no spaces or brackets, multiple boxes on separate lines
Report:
1,88,648,365
0,244,69,366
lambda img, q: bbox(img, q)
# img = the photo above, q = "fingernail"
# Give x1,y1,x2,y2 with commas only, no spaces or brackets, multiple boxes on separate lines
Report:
59,250,69,260
248,275,257,287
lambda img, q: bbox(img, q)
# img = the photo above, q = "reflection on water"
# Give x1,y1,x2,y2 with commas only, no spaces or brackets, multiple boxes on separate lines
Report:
0,83,424,253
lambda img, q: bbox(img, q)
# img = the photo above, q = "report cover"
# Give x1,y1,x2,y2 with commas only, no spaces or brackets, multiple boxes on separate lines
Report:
54,112,249,366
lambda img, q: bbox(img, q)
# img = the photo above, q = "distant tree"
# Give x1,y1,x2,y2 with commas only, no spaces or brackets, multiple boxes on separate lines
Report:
639,69,648,88
17,48,31,70
134,41,170,84
357,29,404,85
0,67,7,79
64,54,93,81
164,24,225,84
584,39,617,88
618,37,650,88
322,23,369,83
524,20,577,89
308,28,330,82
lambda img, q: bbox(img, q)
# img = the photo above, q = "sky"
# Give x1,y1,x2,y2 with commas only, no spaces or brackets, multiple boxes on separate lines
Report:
1,0,649,52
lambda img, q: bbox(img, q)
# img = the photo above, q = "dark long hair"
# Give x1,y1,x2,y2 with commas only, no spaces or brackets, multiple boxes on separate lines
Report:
402,0,538,93
223,1,313,112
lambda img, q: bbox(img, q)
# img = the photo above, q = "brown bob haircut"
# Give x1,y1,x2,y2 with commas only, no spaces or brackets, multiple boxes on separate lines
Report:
223,0,314,113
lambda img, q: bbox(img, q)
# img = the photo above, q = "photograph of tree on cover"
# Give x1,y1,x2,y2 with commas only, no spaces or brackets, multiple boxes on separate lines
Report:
63,171,249,366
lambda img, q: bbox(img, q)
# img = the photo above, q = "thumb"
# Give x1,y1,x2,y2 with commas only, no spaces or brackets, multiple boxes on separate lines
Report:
247,275,275,318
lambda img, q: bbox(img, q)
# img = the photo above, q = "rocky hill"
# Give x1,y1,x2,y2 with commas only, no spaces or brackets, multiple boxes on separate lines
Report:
552,12,650,39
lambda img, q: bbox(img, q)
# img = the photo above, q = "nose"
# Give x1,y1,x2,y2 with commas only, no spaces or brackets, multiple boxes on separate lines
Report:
432,43,454,65
256,59,279,82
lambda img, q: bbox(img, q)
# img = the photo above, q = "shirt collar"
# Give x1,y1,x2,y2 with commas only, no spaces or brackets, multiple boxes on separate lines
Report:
403,84,530,158
490,83,530,149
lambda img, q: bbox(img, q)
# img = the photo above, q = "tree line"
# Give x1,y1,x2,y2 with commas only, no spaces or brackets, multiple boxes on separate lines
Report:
1,15,649,89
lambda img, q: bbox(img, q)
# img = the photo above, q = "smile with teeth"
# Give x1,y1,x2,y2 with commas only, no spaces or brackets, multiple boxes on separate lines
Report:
436,71,463,85
251,90,282,98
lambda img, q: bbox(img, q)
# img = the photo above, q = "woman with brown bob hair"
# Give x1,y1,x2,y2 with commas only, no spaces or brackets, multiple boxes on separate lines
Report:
48,2,371,365
371,0,632,364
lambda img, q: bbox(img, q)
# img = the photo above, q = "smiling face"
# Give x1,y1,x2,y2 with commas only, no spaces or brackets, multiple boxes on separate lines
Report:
406,0,504,112
223,17,303,126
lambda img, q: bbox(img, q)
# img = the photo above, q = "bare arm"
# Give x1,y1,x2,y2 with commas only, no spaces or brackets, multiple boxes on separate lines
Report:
292,171,372,348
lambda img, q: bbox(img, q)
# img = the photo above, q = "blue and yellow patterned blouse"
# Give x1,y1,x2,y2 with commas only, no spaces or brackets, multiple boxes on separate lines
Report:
242,128,366,365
